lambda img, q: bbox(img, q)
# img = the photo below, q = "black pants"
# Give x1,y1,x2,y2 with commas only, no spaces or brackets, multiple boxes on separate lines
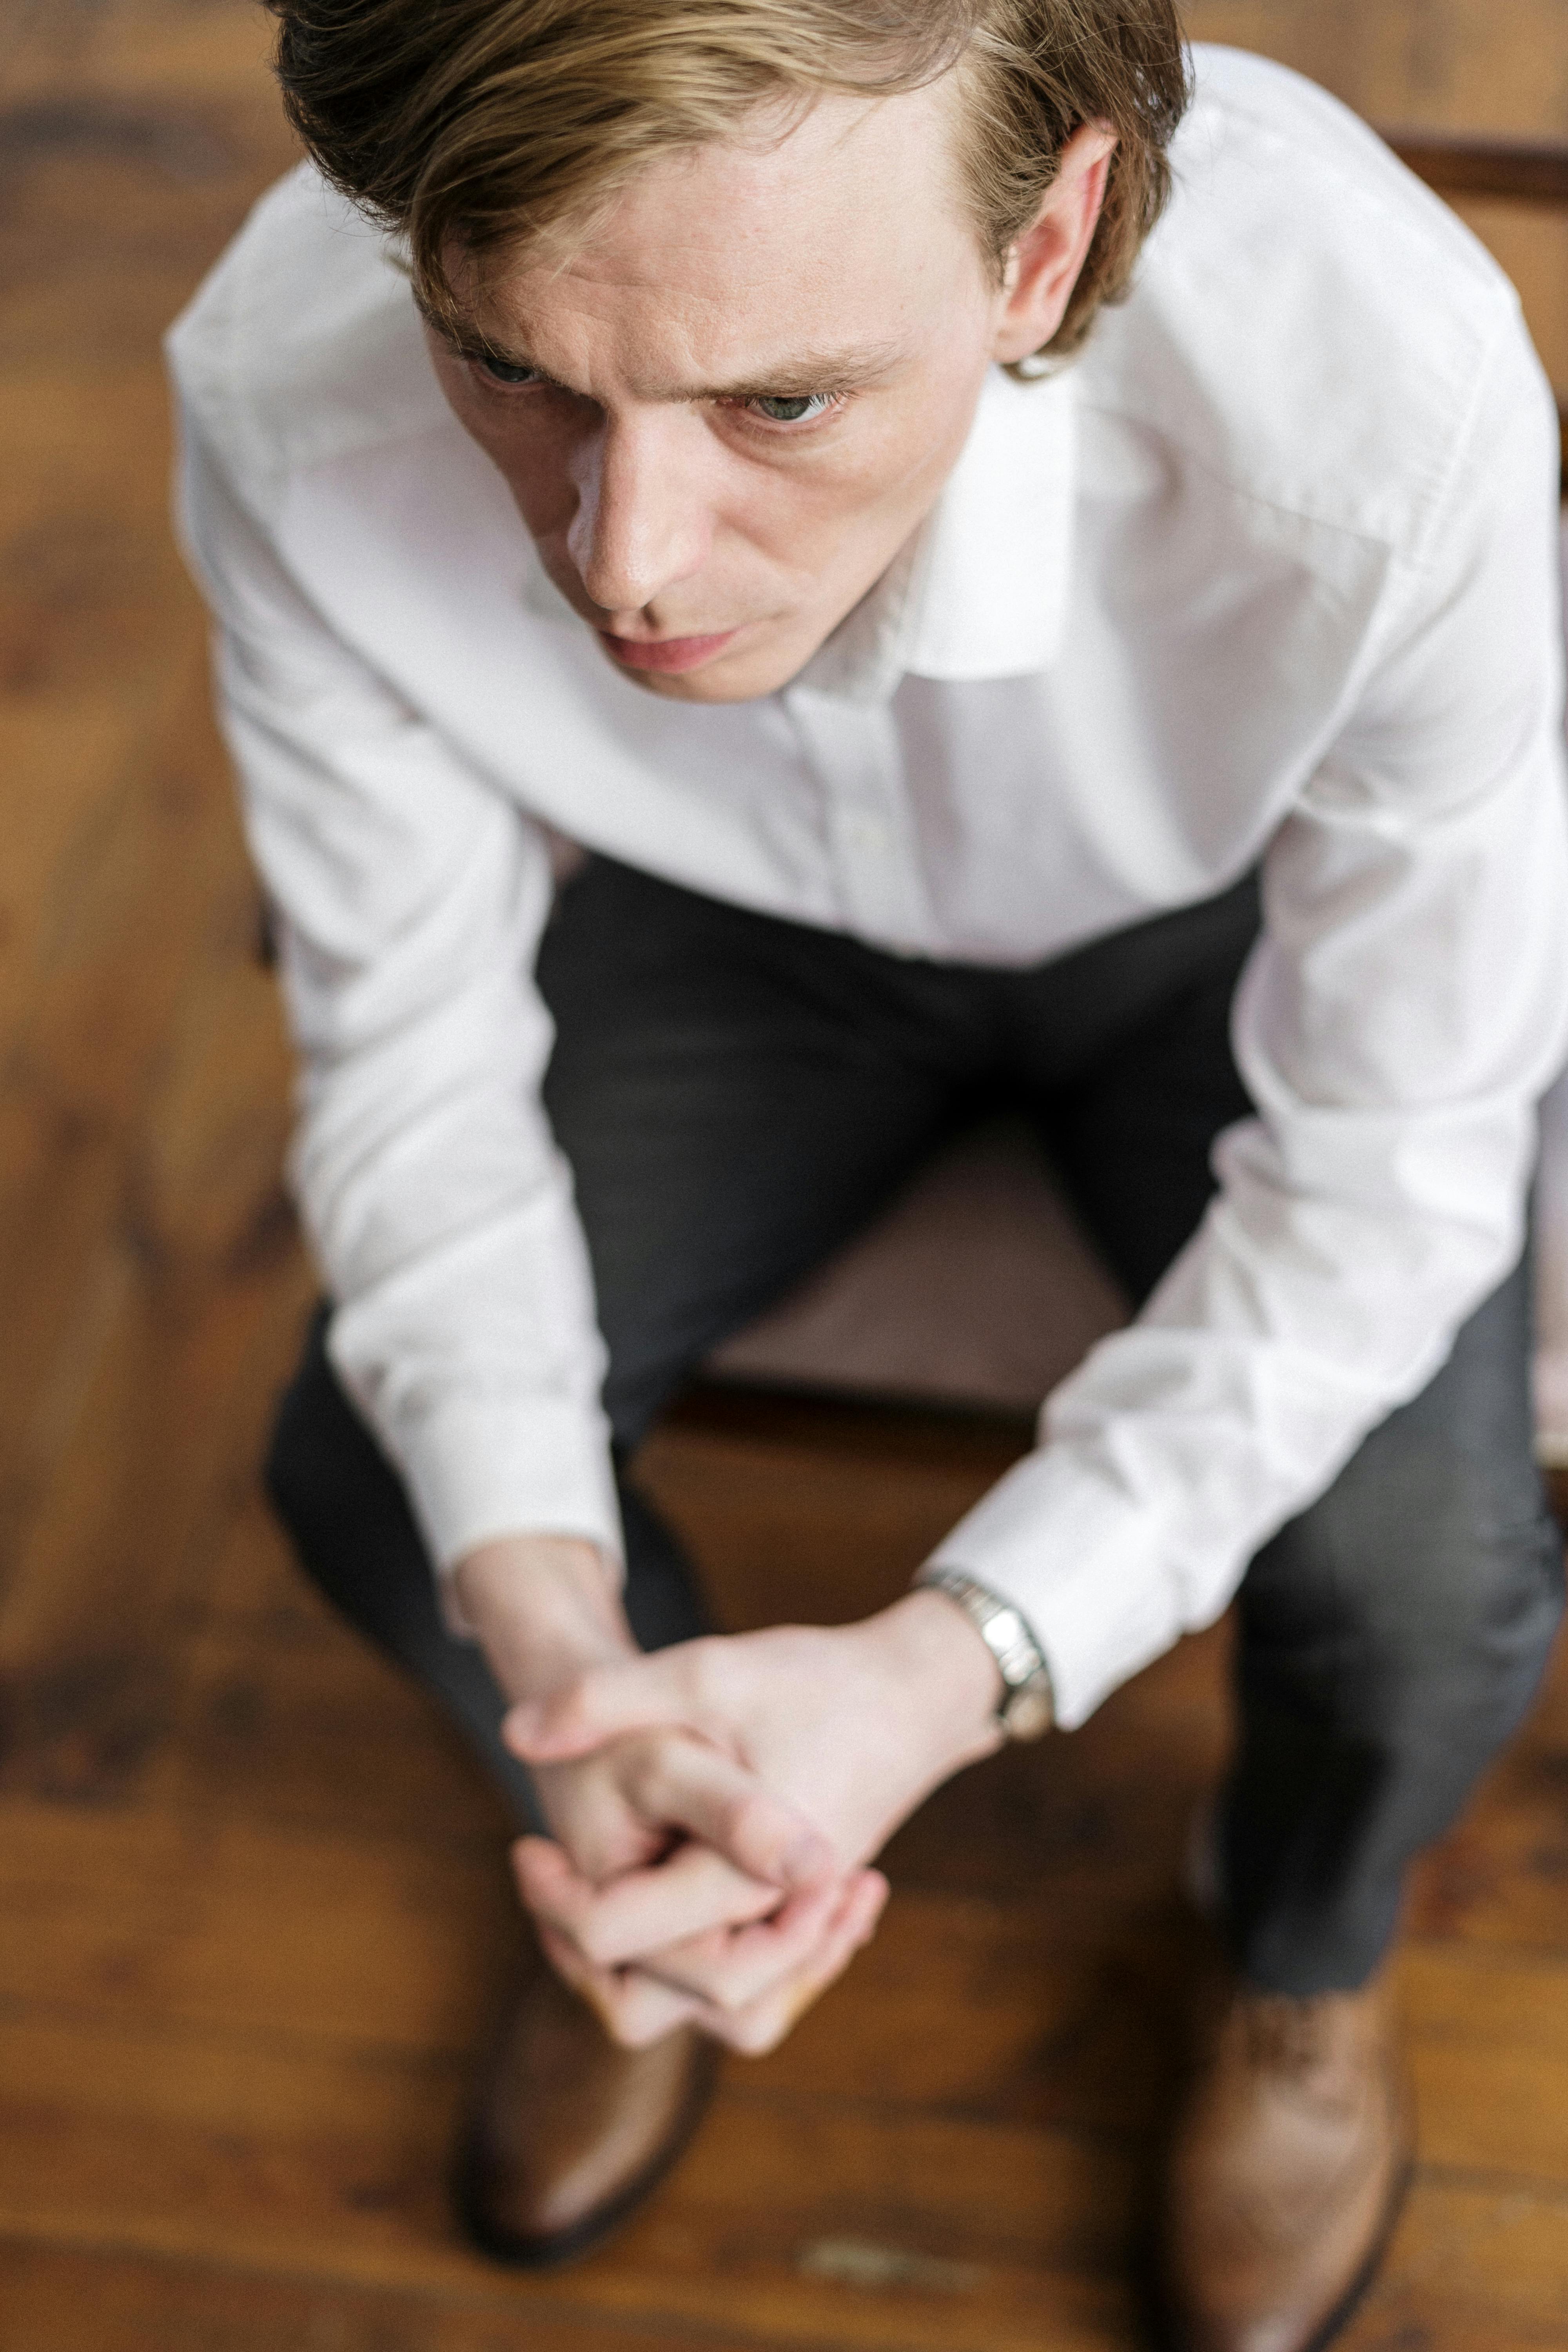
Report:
268,858,1564,1996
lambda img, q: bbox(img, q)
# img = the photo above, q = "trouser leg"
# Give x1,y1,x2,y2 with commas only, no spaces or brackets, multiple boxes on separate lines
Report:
266,856,987,1817
1028,889,1564,1994
265,1305,711,1831
1221,1251,1564,1992
536,856,993,1450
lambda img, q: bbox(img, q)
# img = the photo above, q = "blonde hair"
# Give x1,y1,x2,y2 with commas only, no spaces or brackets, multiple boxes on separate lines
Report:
267,0,1189,362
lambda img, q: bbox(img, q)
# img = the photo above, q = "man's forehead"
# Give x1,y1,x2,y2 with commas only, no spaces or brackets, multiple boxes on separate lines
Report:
426,76,974,397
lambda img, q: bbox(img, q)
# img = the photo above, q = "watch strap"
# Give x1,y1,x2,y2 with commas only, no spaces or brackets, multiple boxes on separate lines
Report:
913,1565,1055,1740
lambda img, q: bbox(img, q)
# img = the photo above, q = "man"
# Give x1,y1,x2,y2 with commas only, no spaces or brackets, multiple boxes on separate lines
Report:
167,0,1568,2343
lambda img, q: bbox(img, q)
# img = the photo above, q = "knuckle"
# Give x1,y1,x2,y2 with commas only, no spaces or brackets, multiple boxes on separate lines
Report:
556,1666,604,1724
604,1980,664,2045
563,1676,604,1735
577,1920,620,1967
624,1744,670,1815
534,1881,584,1934
688,1639,728,1708
722,1790,769,1858
574,1835,626,1883
517,1881,557,1929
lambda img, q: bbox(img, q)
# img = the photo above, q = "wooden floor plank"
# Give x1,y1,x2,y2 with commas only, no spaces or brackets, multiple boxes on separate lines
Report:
5,1784,1568,2188
2,3,1567,2346
0,2016,1142,2352
0,1794,521,2058
0,645,313,1787
0,1241,312,1802
161,1496,523,1850
0,2241,822,2352
4,1994,1568,2352
1404,1660,1568,1958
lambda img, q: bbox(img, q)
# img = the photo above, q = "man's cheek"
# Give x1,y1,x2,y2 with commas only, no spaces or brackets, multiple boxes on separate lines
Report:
502,448,578,547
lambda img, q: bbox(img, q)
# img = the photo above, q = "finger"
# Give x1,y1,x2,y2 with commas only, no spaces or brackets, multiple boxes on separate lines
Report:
640,1870,867,2011
523,1847,883,2043
534,1920,704,2050
514,1833,786,1965
718,1869,889,2057
739,1870,888,2053
631,1734,836,1890
503,1648,711,1762
669,1875,873,2054
529,1757,670,1882
517,1722,832,1900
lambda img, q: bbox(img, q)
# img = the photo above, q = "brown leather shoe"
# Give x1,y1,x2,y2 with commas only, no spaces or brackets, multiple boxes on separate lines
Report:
1154,1960,1415,2352
454,1941,721,2269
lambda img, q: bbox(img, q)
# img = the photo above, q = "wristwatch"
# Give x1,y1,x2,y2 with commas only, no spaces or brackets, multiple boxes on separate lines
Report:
913,1566,1056,1740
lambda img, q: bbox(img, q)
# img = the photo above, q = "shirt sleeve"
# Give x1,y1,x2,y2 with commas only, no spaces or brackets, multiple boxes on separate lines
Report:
174,407,622,1590
930,316,1568,1728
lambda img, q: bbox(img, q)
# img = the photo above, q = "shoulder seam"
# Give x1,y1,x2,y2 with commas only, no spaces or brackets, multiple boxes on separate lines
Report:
1077,295,1519,567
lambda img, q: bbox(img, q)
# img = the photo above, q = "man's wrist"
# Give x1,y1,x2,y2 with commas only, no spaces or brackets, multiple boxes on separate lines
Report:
867,1588,1009,1775
452,1532,637,1707
913,1566,1054,1740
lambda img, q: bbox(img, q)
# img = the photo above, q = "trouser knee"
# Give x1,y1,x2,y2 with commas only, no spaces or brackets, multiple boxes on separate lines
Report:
1223,1500,1563,1993
1238,1460,1564,1771
268,1305,710,1659
1222,1258,1564,1991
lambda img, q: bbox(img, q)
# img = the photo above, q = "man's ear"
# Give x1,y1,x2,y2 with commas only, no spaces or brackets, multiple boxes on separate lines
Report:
991,122,1118,366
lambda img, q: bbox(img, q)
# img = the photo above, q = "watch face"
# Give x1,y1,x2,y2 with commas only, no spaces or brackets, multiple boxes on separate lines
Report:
1001,1682,1054,1742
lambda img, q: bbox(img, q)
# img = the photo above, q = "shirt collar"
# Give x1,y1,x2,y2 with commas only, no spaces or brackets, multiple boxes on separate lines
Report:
792,359,1080,706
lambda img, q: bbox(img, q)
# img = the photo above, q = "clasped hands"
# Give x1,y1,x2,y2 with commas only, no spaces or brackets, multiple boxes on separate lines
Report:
455,1534,1007,2054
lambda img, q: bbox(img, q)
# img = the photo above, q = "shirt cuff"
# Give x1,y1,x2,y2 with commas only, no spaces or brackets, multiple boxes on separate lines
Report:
363,1385,626,1637
923,1446,1189,1730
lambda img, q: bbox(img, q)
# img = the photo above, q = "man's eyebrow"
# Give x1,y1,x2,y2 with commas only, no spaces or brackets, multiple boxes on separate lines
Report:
692,342,906,399
417,299,905,399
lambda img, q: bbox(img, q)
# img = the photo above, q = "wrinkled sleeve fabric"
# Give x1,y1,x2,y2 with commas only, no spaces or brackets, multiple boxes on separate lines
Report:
931,318,1568,1728
174,413,622,1587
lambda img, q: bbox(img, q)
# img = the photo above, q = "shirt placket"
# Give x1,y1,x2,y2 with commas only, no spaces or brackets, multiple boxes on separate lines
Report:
782,684,931,956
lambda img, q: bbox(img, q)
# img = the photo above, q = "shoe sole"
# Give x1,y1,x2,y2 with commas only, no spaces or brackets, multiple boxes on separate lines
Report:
1293,2147,1416,2352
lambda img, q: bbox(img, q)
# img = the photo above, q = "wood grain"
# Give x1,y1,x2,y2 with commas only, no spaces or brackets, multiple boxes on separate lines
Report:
2,3,1566,2348
0,2245,813,2352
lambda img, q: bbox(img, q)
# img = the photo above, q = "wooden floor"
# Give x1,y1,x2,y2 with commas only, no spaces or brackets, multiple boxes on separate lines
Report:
2,2,1567,2345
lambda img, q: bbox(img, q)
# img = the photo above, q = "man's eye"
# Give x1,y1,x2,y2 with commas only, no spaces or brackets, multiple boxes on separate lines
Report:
477,354,540,386
748,392,838,425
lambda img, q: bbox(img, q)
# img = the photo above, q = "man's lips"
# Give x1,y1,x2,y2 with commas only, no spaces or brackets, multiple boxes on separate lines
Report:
598,628,742,674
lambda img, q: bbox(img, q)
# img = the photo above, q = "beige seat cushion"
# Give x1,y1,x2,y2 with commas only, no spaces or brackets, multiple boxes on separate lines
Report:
704,1116,1128,1416
703,1086,1568,1460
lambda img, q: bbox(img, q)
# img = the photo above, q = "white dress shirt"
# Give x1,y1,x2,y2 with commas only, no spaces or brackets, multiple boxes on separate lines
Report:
166,45,1568,1729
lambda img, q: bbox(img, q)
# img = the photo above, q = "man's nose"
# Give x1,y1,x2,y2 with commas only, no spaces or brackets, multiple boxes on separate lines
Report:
566,412,712,617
